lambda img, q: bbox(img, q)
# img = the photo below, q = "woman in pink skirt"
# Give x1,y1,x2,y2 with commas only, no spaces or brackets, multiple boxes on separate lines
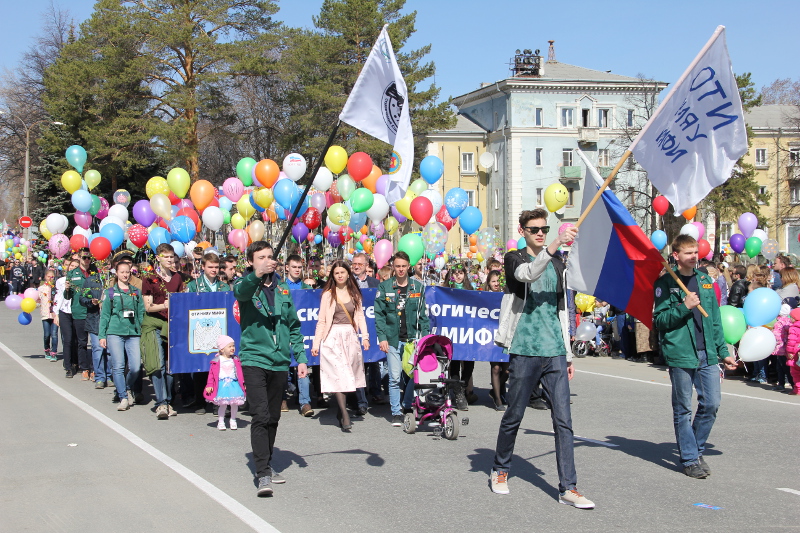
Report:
311,260,369,431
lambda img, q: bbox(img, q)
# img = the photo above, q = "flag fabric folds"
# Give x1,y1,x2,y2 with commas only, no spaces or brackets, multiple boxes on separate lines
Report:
339,25,414,205
629,26,747,214
567,150,665,328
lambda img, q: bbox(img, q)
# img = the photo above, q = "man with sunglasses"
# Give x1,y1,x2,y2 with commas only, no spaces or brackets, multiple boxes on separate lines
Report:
63,248,95,380
491,209,594,509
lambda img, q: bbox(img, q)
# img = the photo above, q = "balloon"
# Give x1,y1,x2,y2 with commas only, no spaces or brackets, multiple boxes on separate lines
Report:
337,175,356,201
108,204,128,223
308,167,332,193
576,322,596,341
682,206,697,220
738,212,758,238
100,223,124,250
5,295,22,310
169,240,184,258
398,234,424,265
301,207,321,230
128,224,148,248
168,216,196,244
47,213,67,237
74,211,92,230
350,188,374,213
280,153,306,182
309,193,325,214
248,220,266,242
557,223,576,246
24,288,39,300
325,146,348,174
189,180,215,211
228,229,249,252
84,169,101,191
737,326,777,362
150,193,173,221
410,196,434,226
48,234,69,258
236,158,256,186
292,223,309,243
325,203,348,227
394,193,413,219
679,223,699,240
762,238,779,261
253,187,274,209
148,227,170,250
113,189,131,207
163,168,189,198
69,234,88,252
419,155,444,185
18,312,33,326
273,179,300,211
362,165,382,193
347,152,373,182
65,145,87,173
697,239,711,259
744,236,762,258
506,239,518,251
650,230,667,251
218,197,232,212
71,190,92,213
19,297,35,313
751,229,768,243
146,176,169,198
459,206,482,235
420,189,443,216
743,287,782,327
61,170,82,193
544,183,569,212
370,221,385,238
348,211,367,232
729,233,746,254
201,206,224,231
375,175,389,196
90,236,112,260
385,217,399,235
39,220,53,240
230,213,246,229
361,194,387,222
132,200,156,227
434,205,454,231
374,239,393,269
691,222,705,240
88,195,101,216
444,188,469,218
477,228,502,256
574,293,596,313
422,222,448,256
652,196,669,216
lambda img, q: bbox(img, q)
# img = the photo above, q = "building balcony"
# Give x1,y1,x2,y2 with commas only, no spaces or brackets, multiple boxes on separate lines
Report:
560,166,582,181
578,127,600,144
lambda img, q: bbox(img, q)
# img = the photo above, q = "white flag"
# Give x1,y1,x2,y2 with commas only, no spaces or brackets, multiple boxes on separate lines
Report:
630,26,747,213
339,25,414,205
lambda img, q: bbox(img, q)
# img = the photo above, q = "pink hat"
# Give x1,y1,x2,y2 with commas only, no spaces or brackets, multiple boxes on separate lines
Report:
216,335,235,350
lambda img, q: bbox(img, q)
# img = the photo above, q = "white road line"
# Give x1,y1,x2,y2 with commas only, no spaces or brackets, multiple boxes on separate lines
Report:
0,341,280,533
576,369,800,406
574,435,619,447
777,488,800,496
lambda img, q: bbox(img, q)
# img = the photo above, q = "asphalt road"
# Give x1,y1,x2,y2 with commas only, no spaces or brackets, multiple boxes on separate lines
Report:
1,304,799,533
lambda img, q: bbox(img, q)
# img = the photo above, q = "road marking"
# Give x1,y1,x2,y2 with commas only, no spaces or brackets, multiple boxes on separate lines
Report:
0,341,280,533
576,369,800,406
574,435,619,447
777,488,800,496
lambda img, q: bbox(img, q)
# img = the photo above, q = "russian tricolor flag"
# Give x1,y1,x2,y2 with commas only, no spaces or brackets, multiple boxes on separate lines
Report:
567,149,665,328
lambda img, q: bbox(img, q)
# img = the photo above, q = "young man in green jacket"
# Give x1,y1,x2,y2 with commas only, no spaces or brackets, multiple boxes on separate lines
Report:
63,248,94,379
374,251,430,427
653,234,737,479
233,241,307,497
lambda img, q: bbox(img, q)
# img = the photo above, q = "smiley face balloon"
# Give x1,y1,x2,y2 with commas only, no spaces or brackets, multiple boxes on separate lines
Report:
544,183,569,212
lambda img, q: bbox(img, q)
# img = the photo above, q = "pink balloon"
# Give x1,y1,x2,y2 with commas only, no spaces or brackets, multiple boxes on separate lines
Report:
48,234,70,258
223,177,244,202
24,287,39,300
310,193,326,213
375,175,389,196
692,221,705,240
506,239,518,250
370,221,385,238
558,222,576,246
228,229,248,252
97,197,110,220
374,239,393,269
705,250,714,261
177,199,194,211
74,211,92,230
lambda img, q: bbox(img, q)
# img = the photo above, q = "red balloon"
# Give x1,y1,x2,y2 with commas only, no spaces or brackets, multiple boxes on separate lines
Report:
323,227,330,238
347,152,373,182
435,205,454,231
70,234,88,252
90,236,112,260
168,191,181,205
410,196,433,226
339,228,352,242
307,233,315,242
199,197,219,214
301,207,321,230
698,239,711,258
128,224,148,247
652,196,669,216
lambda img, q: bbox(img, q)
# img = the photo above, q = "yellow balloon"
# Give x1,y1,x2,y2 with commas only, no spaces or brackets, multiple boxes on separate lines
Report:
84,169,101,191
253,187,274,209
574,293,596,313
248,220,266,242
385,216,399,235
231,213,246,229
14,252,22,260
476,253,484,263
236,196,255,219
20,298,37,313
150,193,172,221
167,168,191,198
39,220,52,240
394,193,414,219
61,170,82,193
146,176,169,199
544,183,569,212
324,145,348,174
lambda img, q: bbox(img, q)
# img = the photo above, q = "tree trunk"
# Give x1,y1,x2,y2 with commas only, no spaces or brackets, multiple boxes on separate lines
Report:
713,213,721,261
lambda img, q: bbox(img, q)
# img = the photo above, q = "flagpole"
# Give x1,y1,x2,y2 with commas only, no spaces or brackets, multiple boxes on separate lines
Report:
574,150,631,229
660,259,708,317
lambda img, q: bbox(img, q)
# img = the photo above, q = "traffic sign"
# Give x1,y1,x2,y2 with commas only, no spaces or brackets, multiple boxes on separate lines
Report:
18,216,32,228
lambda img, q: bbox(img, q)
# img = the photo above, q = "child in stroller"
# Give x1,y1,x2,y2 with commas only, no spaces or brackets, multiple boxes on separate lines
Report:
403,334,468,439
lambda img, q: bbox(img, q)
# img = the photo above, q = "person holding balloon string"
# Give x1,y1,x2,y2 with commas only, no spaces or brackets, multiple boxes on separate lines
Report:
63,248,96,381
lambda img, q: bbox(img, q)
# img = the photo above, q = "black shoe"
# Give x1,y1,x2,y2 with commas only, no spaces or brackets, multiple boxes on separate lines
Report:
530,398,549,410
355,406,368,416
65,370,74,378
316,397,328,408
698,456,711,476
391,415,403,427
466,392,479,405
683,463,708,479
256,476,273,497
492,399,506,412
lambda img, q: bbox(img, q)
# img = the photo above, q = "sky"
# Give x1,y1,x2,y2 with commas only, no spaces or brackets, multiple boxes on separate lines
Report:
0,0,797,103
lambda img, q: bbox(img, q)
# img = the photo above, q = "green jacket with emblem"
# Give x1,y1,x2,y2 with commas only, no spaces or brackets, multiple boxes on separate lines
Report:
63,267,90,320
98,284,145,338
374,277,430,347
233,272,307,371
185,276,231,293
652,267,728,368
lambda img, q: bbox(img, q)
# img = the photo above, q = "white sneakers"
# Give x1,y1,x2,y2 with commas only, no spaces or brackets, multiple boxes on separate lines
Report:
559,489,595,509
490,471,510,494
117,398,129,411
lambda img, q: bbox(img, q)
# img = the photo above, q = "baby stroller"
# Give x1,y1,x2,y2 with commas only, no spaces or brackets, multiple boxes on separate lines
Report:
403,334,468,440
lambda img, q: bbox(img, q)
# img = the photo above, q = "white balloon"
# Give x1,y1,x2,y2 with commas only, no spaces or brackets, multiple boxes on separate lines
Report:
366,194,390,221
46,213,68,234
420,189,443,216
99,217,124,230
434,256,445,270
282,153,307,182
576,322,596,342
108,204,128,222
737,327,776,362
326,218,341,232
751,229,768,242
202,205,224,231
680,223,700,240
72,226,91,238
313,167,334,191
184,240,197,257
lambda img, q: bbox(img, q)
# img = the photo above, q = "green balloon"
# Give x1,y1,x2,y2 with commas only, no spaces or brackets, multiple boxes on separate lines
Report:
19,245,27,252
719,305,747,344
328,202,350,226
337,175,356,201
89,194,101,216
222,210,231,224
409,178,428,196
350,188,374,213
398,233,424,266
236,157,256,186
744,236,762,258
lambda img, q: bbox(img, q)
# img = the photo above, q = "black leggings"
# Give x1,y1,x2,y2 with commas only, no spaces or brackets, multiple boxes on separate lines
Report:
449,361,475,387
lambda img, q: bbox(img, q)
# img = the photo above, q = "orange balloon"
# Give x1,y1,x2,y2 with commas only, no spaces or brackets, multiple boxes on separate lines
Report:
682,206,697,220
467,252,473,258
255,159,280,188
361,165,382,193
190,180,215,210
196,241,211,250
349,248,355,254
360,225,368,235
363,240,373,253
469,235,478,245
266,205,278,223
469,245,477,253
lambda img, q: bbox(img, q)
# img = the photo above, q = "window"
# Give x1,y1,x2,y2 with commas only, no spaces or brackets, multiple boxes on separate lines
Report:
597,109,609,128
627,186,636,207
755,148,767,167
790,149,800,166
562,149,573,167
466,190,476,206
581,109,590,127
536,188,543,206
561,108,574,127
627,109,634,128
598,149,610,167
791,183,800,204
461,152,475,173
535,108,543,126
462,232,470,247
494,189,499,210
566,187,575,207
758,186,767,204
535,148,543,166
719,223,732,242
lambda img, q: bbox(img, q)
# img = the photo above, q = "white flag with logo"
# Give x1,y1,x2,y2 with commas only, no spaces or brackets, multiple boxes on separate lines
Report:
630,26,747,213
339,25,414,205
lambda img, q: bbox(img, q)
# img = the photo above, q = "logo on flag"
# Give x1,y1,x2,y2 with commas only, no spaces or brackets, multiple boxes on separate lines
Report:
382,82,403,133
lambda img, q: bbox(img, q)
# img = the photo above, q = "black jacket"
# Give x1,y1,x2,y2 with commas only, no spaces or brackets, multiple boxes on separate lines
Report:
727,279,749,308
503,248,566,312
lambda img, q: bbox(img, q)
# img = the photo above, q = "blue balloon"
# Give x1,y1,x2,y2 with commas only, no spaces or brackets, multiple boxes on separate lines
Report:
743,287,782,327
88,232,101,245
314,234,323,245
148,227,170,250
420,155,444,185
18,312,33,325
458,206,483,235
65,145,87,173
218,197,233,211
349,211,368,231
276,206,287,220
273,179,300,211
650,230,667,251
170,205,179,219
249,194,265,213
170,241,185,258
168,215,196,244
444,188,469,219
517,237,526,250
71,190,93,212
100,223,124,250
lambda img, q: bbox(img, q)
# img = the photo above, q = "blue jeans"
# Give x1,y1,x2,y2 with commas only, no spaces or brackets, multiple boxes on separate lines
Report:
493,354,577,493
668,350,721,467
150,334,173,407
366,361,387,397
89,332,111,382
386,342,414,416
107,335,141,402
595,325,603,348
42,319,58,353
297,375,311,406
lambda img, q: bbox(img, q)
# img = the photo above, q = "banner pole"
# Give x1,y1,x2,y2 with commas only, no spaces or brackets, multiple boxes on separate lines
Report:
574,150,631,230
661,259,708,317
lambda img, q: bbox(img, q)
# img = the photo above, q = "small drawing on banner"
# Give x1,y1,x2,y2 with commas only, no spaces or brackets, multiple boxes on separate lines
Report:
189,308,227,354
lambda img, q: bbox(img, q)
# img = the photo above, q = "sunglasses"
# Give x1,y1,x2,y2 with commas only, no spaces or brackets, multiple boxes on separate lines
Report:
81,255,91,259
523,225,550,235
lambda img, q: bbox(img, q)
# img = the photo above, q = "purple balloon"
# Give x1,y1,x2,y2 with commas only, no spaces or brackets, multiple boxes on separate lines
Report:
730,233,746,254
74,211,92,230
251,165,262,187
391,206,407,223
292,223,309,243
133,199,156,227
370,221,385,238
12,237,20,246
177,199,194,211
738,212,758,238
97,197,110,220
327,233,342,247
375,175,389,196
310,193,326,213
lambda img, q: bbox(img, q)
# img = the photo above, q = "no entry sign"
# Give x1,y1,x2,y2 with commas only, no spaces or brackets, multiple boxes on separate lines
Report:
18,216,32,228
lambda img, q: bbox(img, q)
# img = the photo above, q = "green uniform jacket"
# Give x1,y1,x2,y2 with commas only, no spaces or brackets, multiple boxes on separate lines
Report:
185,276,231,293
233,272,307,371
374,277,430,347
652,268,728,368
98,284,145,338
63,267,90,320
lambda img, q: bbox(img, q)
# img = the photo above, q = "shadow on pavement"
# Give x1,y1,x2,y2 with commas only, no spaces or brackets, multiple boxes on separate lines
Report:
467,447,558,500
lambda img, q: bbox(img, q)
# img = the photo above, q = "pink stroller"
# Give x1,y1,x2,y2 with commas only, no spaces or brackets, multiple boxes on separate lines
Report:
403,334,468,439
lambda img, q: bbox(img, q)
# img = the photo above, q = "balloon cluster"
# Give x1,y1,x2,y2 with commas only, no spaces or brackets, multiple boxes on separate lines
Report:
5,287,41,326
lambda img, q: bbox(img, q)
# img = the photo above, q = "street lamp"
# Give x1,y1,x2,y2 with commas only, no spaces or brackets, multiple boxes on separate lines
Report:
0,110,64,240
